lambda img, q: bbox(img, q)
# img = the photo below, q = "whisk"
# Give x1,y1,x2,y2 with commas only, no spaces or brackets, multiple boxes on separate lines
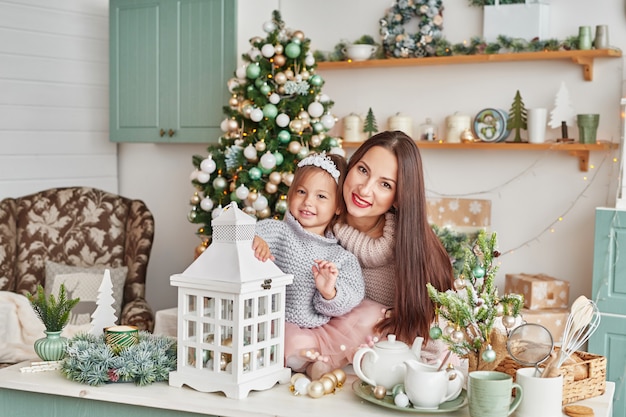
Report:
542,295,601,378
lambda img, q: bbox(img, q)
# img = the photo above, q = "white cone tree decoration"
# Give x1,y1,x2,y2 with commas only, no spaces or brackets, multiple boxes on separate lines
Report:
89,269,118,336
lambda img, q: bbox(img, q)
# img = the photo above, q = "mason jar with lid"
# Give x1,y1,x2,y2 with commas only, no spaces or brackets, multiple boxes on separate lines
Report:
417,117,438,141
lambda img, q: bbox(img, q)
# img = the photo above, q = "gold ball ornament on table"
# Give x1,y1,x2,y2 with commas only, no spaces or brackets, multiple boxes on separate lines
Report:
372,385,387,400
289,368,344,399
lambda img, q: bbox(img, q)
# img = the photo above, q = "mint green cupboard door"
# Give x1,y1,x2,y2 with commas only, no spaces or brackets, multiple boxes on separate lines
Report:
109,0,236,143
589,207,626,417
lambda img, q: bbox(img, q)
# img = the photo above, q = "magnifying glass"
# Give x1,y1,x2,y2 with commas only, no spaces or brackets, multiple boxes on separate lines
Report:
506,323,554,377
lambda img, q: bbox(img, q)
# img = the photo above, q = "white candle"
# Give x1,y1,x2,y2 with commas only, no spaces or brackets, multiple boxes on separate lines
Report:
445,113,471,143
343,113,363,142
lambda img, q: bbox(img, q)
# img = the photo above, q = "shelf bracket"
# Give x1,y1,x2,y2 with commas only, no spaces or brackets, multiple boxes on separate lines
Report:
569,150,590,171
571,56,593,81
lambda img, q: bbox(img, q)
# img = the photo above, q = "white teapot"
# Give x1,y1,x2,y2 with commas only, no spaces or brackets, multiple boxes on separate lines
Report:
352,335,423,392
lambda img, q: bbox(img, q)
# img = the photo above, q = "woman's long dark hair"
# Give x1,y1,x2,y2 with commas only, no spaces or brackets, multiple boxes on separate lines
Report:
346,131,454,344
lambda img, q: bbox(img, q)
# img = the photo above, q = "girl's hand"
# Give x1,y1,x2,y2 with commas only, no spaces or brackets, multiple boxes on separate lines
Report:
312,259,338,300
252,236,274,261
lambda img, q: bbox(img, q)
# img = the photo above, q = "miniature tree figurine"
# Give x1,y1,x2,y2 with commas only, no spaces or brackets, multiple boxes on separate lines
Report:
549,81,576,142
363,107,378,138
89,269,118,336
507,90,527,142
427,230,524,371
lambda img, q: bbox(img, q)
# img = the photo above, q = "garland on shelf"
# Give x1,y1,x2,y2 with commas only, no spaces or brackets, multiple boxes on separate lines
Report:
319,35,582,62
61,332,177,386
379,0,444,58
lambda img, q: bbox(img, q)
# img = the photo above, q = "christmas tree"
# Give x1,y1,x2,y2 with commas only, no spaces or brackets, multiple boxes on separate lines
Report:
363,107,378,138
188,11,343,238
427,230,524,371
507,90,527,143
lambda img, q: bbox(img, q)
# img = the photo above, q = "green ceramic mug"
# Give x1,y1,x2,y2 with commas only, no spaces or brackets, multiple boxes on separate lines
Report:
468,371,523,417
577,114,600,144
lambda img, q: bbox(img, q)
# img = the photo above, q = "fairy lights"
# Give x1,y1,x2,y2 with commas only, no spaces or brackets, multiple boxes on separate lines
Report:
427,150,615,255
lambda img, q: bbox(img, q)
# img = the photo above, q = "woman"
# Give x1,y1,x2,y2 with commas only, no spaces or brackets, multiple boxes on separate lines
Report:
255,131,454,378
334,131,454,355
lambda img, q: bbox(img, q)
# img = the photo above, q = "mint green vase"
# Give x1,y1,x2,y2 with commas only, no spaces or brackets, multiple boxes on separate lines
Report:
34,331,68,361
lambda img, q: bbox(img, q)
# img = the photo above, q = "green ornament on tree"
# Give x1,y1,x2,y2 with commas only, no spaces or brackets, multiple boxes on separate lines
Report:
188,10,342,237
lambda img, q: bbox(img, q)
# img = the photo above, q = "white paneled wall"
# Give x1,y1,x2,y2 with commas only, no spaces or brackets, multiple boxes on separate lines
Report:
0,0,116,199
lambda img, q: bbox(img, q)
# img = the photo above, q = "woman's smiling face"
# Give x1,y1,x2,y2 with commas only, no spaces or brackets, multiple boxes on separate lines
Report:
343,146,398,219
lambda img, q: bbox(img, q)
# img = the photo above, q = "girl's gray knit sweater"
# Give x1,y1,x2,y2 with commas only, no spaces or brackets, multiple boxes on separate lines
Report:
255,212,365,328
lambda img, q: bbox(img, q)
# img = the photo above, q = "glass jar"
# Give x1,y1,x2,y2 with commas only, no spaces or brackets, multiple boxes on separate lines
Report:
418,117,438,141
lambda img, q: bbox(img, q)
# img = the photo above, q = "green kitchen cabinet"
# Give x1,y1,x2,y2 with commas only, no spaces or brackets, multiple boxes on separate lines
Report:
109,0,236,143
589,207,626,417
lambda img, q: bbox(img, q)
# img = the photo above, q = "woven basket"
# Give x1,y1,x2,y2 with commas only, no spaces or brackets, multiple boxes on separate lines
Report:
495,348,606,405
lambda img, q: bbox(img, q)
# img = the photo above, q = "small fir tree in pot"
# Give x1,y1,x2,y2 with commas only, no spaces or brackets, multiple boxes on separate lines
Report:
427,230,524,371
27,284,80,361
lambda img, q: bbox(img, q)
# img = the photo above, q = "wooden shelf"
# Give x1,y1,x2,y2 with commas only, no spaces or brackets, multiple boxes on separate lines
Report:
341,140,618,172
316,49,622,81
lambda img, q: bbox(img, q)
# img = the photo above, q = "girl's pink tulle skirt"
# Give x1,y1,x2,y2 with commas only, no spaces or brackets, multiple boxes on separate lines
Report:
284,299,386,372
284,299,459,373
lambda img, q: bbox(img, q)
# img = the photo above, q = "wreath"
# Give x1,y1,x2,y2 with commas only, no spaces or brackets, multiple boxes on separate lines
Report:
379,0,444,58
61,332,177,386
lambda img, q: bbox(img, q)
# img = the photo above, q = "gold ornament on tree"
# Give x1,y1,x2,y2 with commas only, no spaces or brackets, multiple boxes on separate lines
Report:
427,230,524,372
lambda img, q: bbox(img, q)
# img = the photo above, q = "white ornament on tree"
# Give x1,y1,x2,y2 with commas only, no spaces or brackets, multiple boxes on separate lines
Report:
89,269,118,336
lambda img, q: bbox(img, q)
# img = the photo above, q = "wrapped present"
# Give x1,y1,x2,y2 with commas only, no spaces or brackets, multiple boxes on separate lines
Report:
505,273,569,310
521,308,568,343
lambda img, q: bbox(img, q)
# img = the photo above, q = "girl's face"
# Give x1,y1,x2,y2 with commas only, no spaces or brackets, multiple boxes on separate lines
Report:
289,170,340,236
343,146,397,220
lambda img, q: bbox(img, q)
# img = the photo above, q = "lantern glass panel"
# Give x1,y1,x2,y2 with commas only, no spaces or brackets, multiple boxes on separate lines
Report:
271,293,280,312
203,296,215,317
244,297,254,319
185,319,196,340
243,325,253,346
221,298,233,320
220,325,233,346
269,344,278,365
258,295,267,316
271,318,280,339
257,321,266,343
186,346,196,367
187,294,197,313
203,322,215,341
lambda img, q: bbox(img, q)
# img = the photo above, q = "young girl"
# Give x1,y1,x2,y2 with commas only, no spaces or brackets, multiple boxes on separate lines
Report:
253,152,367,376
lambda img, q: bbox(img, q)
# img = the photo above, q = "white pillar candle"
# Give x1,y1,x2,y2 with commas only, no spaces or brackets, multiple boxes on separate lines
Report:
343,113,363,142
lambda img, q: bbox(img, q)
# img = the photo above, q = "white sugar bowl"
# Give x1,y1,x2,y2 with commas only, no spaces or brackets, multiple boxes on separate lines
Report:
343,44,377,61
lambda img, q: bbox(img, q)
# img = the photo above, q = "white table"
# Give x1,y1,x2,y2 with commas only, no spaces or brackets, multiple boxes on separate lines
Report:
0,361,615,417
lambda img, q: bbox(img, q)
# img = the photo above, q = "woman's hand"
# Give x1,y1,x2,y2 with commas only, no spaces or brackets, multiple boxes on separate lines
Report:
312,259,338,300
252,236,274,261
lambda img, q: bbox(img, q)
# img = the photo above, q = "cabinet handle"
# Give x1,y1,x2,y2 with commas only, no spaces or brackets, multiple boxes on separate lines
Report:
159,129,166,137
168,129,175,137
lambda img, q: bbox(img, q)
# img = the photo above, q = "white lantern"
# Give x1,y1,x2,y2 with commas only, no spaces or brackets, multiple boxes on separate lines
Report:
169,202,293,399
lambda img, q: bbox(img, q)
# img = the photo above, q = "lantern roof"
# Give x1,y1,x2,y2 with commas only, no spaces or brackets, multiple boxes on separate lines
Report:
179,202,287,283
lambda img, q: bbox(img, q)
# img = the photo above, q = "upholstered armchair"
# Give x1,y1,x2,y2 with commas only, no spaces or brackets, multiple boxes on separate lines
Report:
0,187,155,331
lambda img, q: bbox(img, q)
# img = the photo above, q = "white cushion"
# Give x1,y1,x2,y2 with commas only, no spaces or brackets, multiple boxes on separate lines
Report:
44,261,127,325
